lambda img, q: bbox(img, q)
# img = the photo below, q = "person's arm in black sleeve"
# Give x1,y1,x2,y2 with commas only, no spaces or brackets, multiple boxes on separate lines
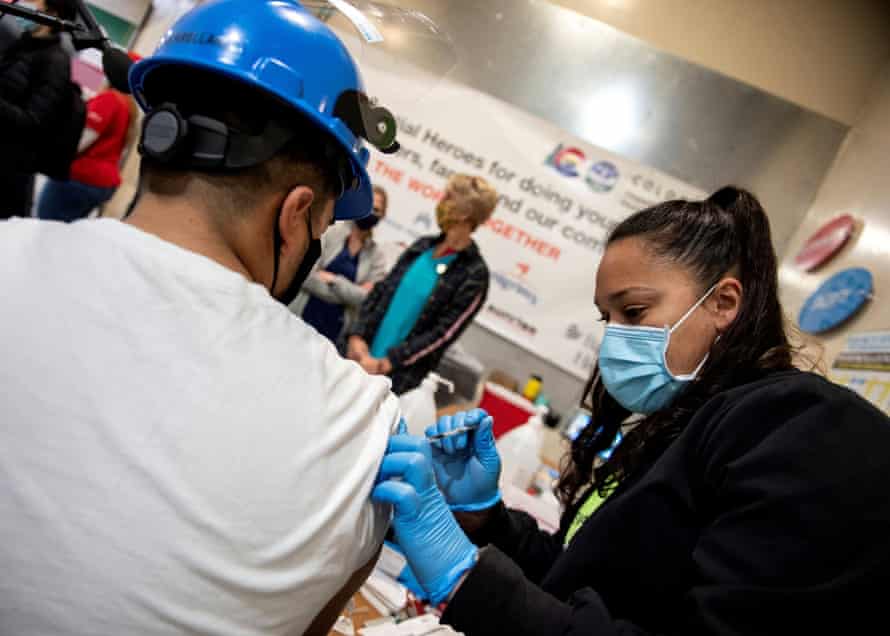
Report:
459,501,567,584
447,375,890,635
683,376,890,634
0,49,69,134
385,272,487,370
443,547,648,636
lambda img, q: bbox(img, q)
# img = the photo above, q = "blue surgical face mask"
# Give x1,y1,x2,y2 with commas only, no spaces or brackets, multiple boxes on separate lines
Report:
598,284,718,414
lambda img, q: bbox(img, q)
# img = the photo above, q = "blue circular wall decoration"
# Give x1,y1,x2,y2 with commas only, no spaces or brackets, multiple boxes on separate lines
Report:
799,267,873,334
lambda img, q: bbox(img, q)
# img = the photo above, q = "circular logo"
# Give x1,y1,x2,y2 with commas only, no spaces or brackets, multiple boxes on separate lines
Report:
798,267,873,334
586,161,620,193
552,146,586,177
794,214,857,272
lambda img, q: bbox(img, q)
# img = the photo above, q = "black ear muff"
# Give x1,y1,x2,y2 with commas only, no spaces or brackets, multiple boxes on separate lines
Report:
139,104,231,169
139,103,188,163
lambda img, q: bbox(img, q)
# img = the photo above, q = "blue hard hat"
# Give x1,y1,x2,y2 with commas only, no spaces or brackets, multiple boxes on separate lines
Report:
129,0,384,221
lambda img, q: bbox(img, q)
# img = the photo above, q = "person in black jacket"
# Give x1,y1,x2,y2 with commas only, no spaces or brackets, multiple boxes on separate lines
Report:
0,0,75,219
0,11,22,58
344,173,497,395
373,186,890,635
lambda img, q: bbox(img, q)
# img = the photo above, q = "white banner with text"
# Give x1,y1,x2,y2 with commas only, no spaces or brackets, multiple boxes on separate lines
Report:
363,66,704,379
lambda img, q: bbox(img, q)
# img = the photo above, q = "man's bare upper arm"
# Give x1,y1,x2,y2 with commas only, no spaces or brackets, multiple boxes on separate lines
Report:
303,546,382,636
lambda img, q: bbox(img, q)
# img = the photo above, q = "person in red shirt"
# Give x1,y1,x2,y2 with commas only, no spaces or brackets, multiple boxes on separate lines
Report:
36,72,139,222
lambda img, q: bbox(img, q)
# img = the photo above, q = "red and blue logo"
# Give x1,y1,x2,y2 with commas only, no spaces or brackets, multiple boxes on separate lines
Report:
545,144,587,177
546,144,621,193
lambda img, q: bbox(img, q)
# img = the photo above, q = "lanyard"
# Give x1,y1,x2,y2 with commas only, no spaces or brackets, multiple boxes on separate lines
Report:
564,487,611,547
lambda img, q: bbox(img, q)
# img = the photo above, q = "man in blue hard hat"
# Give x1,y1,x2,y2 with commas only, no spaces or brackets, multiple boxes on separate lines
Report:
0,1,402,634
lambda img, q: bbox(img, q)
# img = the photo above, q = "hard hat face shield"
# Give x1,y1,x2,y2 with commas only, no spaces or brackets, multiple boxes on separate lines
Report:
303,0,458,114
302,0,460,218
129,0,456,219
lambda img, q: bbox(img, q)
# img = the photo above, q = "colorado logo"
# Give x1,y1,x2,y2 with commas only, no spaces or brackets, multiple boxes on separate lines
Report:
545,144,586,178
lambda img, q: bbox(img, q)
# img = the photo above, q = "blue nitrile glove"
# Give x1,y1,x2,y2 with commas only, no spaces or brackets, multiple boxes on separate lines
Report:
425,409,501,512
384,541,428,601
398,560,427,601
372,426,478,605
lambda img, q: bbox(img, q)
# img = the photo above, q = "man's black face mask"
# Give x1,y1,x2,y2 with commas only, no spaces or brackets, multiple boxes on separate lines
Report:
271,211,321,307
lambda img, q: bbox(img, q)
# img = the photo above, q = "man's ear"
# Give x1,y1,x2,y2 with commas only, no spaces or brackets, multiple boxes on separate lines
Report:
278,185,315,253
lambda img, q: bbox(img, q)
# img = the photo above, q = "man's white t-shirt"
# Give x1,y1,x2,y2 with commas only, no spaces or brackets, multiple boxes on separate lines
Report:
0,218,398,635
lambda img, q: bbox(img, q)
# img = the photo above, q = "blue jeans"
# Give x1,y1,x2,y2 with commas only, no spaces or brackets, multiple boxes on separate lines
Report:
37,179,117,223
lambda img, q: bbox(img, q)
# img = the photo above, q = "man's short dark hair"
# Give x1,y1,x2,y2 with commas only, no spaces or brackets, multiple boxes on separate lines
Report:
139,66,347,218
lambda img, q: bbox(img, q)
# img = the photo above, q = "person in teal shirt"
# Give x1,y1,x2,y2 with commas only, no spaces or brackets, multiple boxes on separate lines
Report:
345,174,498,394
369,248,458,358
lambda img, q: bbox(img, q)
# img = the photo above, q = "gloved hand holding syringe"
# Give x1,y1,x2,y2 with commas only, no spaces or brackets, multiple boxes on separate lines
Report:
372,409,503,604
426,424,479,441
423,409,502,512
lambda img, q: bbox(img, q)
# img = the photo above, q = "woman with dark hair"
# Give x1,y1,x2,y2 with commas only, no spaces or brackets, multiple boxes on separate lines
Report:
373,187,890,634
290,184,390,343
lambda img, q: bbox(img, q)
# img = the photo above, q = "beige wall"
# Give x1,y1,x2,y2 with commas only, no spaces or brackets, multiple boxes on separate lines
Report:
88,0,151,24
550,0,890,126
543,0,890,366
778,64,890,368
